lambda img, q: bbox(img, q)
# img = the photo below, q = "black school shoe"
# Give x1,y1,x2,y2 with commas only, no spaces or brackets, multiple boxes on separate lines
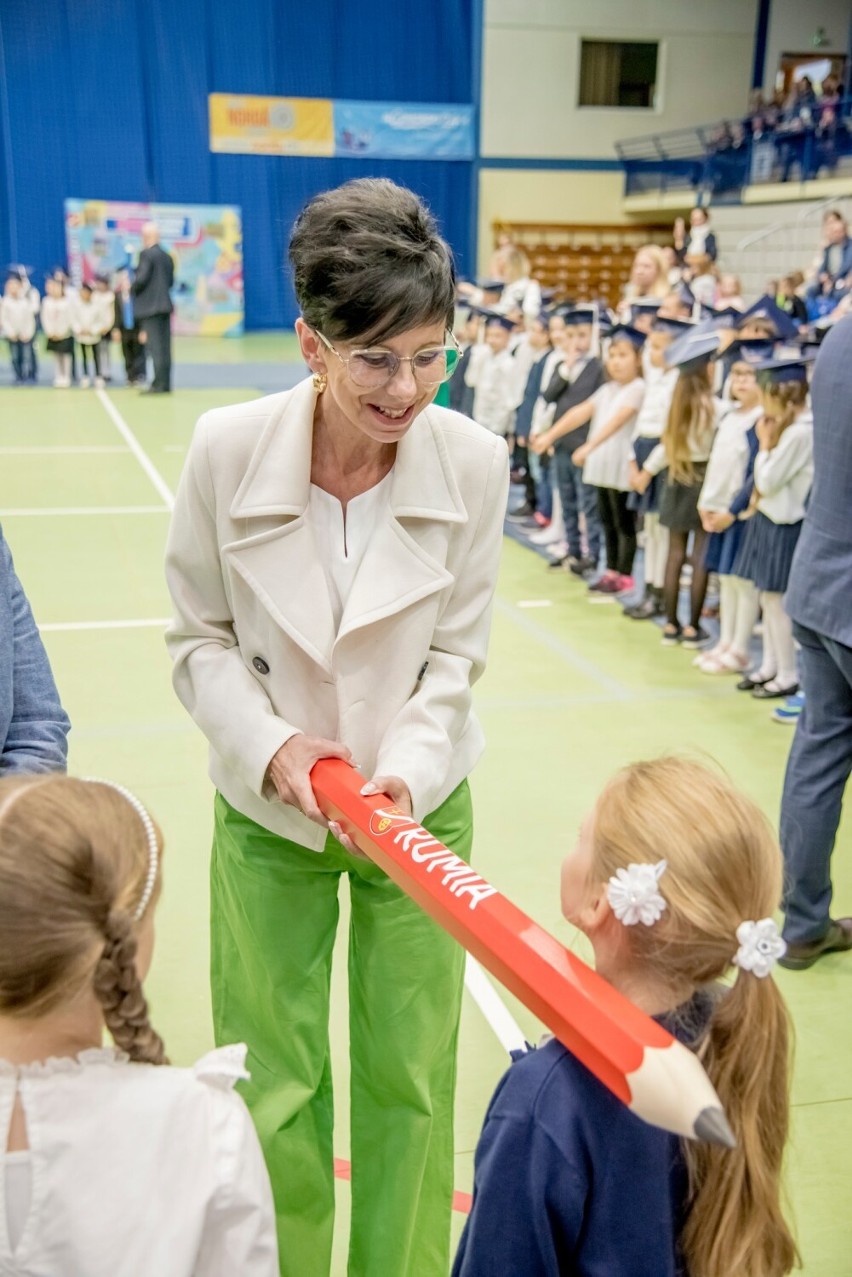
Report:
681,626,711,651
778,918,852,970
736,672,775,692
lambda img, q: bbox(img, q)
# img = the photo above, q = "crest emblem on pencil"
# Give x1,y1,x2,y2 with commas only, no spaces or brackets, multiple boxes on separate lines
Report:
369,807,411,836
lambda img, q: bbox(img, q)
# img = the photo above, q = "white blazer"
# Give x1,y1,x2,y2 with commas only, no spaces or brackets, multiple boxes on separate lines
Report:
165,377,509,850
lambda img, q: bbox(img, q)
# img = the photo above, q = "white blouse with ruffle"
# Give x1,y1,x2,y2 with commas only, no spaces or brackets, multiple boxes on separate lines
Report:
0,1044,278,1276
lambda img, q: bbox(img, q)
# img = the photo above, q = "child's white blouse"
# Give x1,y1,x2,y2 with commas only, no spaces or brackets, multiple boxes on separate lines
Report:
0,1044,278,1276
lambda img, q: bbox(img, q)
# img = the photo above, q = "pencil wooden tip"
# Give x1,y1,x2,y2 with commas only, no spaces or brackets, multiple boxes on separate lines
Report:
694,1106,736,1149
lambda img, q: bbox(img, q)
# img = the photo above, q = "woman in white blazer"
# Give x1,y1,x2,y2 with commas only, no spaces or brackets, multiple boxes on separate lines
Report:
165,178,509,1277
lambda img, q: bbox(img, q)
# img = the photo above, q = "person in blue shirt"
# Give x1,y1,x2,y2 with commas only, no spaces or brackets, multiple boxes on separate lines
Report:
454,756,798,1277
0,524,69,773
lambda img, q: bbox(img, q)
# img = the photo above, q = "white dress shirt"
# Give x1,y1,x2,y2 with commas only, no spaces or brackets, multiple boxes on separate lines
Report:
698,404,762,512
755,411,814,524
309,473,393,631
0,1045,278,1276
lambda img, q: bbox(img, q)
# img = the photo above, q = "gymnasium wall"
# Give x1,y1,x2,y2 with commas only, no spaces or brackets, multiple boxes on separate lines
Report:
0,0,474,330
475,0,758,270
763,1,852,93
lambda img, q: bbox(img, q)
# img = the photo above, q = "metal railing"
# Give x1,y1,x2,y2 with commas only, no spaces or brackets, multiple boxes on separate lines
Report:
616,96,852,202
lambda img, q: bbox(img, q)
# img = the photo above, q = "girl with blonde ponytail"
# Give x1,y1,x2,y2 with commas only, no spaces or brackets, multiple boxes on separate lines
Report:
0,774,278,1276
454,756,798,1277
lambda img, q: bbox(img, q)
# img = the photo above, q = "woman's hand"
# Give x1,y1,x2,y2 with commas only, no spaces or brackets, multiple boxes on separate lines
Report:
329,775,413,858
266,734,354,826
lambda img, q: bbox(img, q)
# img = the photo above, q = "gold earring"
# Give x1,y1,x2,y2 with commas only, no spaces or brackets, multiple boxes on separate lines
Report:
312,371,328,394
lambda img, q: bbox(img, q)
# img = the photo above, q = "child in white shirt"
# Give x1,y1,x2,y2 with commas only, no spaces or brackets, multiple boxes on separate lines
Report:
40,276,74,387
0,774,279,1276
0,277,37,384
465,313,518,438
72,283,104,388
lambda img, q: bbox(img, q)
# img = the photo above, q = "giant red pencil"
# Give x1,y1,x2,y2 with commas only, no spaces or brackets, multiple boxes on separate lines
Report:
312,759,734,1147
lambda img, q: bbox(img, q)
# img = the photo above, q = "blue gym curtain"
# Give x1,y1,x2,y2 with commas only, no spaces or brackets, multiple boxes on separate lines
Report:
0,0,475,329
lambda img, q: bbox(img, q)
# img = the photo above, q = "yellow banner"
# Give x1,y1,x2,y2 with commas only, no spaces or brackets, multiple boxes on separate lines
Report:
209,94,334,157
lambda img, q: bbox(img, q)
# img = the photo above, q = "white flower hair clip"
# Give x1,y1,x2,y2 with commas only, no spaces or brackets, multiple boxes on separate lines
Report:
733,918,786,978
607,860,668,927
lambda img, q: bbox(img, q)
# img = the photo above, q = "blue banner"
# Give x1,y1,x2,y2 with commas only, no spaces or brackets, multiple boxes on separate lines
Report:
333,101,474,160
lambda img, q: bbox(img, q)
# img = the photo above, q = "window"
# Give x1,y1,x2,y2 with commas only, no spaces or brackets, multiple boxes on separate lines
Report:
579,40,658,109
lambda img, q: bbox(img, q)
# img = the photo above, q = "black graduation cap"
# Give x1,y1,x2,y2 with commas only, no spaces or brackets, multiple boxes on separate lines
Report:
664,328,720,371
755,354,814,385
482,311,516,332
629,298,662,325
700,303,745,330
607,322,646,350
476,279,505,295
738,295,800,342
652,316,694,337
562,305,599,327
723,338,776,370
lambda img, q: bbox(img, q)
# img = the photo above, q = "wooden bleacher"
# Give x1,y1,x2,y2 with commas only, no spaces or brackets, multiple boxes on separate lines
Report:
494,221,672,312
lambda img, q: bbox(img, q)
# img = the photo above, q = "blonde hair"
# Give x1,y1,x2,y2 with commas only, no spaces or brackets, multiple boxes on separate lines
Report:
0,775,167,1065
589,758,798,1277
496,245,531,284
631,245,670,299
663,366,716,484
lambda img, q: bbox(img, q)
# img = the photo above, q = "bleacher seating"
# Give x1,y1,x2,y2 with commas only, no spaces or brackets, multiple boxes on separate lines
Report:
494,222,671,310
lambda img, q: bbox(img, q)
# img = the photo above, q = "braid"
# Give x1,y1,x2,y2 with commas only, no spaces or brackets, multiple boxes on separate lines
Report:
93,911,168,1065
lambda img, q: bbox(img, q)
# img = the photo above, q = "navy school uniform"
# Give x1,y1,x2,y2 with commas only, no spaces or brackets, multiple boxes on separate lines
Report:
450,344,476,418
703,423,759,575
453,992,715,1277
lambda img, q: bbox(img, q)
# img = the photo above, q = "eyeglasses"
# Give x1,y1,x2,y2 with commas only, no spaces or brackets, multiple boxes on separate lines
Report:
315,330,461,389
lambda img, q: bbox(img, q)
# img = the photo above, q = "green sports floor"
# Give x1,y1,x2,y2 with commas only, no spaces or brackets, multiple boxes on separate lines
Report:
2,333,850,1273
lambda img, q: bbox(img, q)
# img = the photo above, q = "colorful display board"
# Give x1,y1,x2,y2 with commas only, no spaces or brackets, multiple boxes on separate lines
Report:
64,199,244,337
209,93,475,161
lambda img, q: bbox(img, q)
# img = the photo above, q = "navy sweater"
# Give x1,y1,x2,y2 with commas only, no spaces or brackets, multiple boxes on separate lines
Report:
453,993,715,1277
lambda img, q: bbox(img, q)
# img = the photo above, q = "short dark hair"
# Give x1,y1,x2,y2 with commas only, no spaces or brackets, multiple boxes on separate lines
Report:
288,178,456,344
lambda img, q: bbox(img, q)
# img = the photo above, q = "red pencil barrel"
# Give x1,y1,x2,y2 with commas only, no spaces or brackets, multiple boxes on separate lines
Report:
312,759,672,1110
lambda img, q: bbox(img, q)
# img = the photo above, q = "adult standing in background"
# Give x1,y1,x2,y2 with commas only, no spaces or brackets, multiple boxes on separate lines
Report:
807,209,852,301
0,524,70,772
132,222,174,394
165,178,508,1276
779,316,852,968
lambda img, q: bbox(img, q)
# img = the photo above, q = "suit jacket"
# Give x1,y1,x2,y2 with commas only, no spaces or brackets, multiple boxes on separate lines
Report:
542,357,605,451
131,245,175,318
0,526,70,772
166,378,509,849
785,316,852,647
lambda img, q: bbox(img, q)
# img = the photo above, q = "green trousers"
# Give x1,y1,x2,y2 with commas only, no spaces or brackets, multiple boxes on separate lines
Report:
210,782,473,1277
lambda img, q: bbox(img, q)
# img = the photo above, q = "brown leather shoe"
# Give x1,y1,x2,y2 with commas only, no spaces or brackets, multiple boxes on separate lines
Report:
778,917,852,970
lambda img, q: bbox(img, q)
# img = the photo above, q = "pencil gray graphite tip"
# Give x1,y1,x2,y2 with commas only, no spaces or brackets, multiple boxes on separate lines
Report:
694,1106,737,1149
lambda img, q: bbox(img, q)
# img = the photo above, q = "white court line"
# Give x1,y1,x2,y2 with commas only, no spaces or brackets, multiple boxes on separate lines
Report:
517,599,553,609
0,506,169,517
464,956,528,1055
495,596,632,700
0,446,129,455
96,388,176,510
40,618,171,633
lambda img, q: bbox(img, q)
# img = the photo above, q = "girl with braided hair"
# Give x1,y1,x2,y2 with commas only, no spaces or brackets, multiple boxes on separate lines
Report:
0,774,278,1276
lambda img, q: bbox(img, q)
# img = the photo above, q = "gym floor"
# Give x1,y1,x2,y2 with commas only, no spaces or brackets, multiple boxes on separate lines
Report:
2,333,849,1273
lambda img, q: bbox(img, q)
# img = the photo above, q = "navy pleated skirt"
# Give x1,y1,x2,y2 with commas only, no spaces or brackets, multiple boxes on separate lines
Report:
627,437,663,515
732,511,803,593
704,518,747,576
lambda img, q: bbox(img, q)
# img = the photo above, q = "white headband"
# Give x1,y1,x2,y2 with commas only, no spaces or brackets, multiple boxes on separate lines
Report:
85,779,159,922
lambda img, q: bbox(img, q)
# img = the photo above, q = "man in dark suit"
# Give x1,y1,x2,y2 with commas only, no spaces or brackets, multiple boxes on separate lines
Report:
779,315,852,968
132,222,175,393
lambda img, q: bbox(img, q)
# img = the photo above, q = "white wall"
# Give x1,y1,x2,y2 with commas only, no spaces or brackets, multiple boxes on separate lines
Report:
482,0,758,160
762,0,851,93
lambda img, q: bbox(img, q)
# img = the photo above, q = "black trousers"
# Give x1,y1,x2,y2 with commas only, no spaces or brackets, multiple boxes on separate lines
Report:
596,486,636,576
120,328,146,383
142,313,172,391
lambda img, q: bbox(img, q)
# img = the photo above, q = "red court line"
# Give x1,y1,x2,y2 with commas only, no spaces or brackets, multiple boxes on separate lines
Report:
334,1158,472,1215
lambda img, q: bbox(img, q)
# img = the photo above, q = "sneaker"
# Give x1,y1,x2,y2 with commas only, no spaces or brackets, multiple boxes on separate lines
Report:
94,376,105,389
506,503,535,522
681,626,711,650
772,694,805,724
80,376,90,388
615,574,635,595
528,525,562,546
570,556,597,577
588,572,621,594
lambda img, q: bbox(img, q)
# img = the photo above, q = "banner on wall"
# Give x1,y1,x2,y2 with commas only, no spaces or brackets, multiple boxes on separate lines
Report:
64,199,244,337
209,94,334,156
208,94,474,161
